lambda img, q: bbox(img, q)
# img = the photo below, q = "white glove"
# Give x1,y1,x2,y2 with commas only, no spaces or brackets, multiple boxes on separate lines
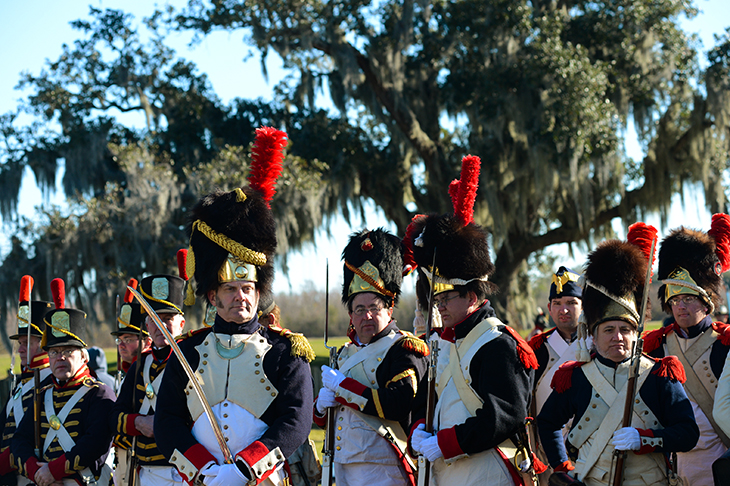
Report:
203,463,248,486
316,387,338,414
611,427,641,451
321,365,346,391
411,423,432,455
200,463,220,486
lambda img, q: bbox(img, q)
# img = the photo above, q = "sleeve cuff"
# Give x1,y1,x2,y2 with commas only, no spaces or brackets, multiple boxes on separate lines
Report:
0,448,14,476
436,426,464,460
24,457,41,481
170,444,218,485
635,428,662,455
47,454,69,480
236,441,285,484
339,377,367,396
124,413,142,436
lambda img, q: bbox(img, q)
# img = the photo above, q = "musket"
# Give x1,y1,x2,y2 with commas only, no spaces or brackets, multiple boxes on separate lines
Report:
418,248,438,486
126,306,145,486
611,236,656,486
127,286,234,464
22,275,43,459
322,260,336,486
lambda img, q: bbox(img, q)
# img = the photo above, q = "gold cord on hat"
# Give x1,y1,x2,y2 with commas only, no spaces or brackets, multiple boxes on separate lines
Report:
140,288,184,315
192,220,267,266
552,270,580,294
42,318,88,348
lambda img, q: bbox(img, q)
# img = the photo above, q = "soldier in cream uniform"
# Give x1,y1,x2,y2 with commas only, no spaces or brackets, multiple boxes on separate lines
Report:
154,127,313,486
109,270,187,486
538,227,700,486
643,214,730,486
0,277,53,486
313,229,428,486
408,155,539,485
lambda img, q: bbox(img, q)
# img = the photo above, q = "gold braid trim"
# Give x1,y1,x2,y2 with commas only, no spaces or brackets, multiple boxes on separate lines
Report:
185,245,196,306
234,188,247,202
192,220,267,266
344,261,395,298
116,317,142,333
140,288,184,315
17,322,44,335
42,318,88,348
385,368,417,395
372,389,385,419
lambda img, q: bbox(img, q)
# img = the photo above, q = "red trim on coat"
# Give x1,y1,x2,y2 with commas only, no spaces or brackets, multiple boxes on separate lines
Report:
47,453,69,480
339,377,367,396
236,440,275,484
0,448,13,475
436,427,463,460
183,443,217,474
635,428,657,455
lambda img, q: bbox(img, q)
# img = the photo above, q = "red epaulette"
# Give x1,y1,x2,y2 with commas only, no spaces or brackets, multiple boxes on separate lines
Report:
551,361,585,393
641,324,674,353
504,325,538,370
527,328,553,352
713,322,730,346
398,332,430,357
650,355,686,383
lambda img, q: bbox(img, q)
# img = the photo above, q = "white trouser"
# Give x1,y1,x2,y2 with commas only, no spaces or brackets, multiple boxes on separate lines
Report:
138,466,185,486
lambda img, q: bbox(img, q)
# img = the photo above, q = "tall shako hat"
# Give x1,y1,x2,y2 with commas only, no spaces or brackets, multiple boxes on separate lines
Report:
342,228,404,307
112,278,147,336
406,155,496,300
185,127,286,303
139,249,190,315
582,223,657,334
11,275,52,340
42,278,88,350
549,266,582,301
656,213,730,314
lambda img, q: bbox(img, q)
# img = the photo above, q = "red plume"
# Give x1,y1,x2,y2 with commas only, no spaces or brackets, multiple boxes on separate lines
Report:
402,214,426,274
709,213,730,273
248,126,287,207
451,155,481,227
123,278,138,304
627,222,658,280
20,275,34,303
51,278,65,310
177,249,189,280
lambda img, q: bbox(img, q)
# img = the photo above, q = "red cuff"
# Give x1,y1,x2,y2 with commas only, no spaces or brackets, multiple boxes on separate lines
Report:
312,405,327,428
236,441,276,484
24,456,41,480
0,448,14,476
124,413,142,436
407,419,426,457
436,427,464,460
340,377,367,396
635,428,656,455
183,443,218,472
47,454,69,480
554,460,575,473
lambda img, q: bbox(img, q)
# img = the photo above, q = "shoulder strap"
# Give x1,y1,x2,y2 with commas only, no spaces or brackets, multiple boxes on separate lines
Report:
42,385,92,453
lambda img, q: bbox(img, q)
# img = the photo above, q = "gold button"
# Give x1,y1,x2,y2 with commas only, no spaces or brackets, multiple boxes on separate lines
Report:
578,425,582,430
336,446,341,451
200,369,204,373
377,358,382,361
256,355,261,359
226,437,229,442
271,392,276,396
585,417,590,422
204,341,209,346
224,425,229,430
371,369,375,372
224,414,228,418
595,394,600,398
591,404,596,408
711,379,716,383
255,363,260,367
180,465,185,471
203,353,208,358
224,403,229,407
336,436,341,440
202,361,207,365
255,370,260,375
635,399,640,404
338,426,342,430
266,386,271,390
371,381,375,384
260,379,265,383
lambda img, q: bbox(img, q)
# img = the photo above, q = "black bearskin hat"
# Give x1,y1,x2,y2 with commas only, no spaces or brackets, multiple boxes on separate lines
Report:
656,214,730,314
342,228,404,307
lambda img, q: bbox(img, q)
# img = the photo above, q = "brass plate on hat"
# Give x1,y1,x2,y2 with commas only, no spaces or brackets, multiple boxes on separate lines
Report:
145,383,155,399
152,278,170,300
49,415,62,430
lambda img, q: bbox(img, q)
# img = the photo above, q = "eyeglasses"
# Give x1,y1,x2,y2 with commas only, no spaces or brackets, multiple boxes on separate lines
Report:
352,304,386,317
434,293,459,308
667,295,700,307
48,349,78,359
115,337,138,346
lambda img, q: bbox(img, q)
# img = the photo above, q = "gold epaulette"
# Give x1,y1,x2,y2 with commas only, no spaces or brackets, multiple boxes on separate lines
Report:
269,325,316,363
82,377,100,388
398,332,430,357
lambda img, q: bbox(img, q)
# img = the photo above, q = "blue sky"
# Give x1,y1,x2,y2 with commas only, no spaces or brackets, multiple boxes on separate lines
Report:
0,0,727,294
